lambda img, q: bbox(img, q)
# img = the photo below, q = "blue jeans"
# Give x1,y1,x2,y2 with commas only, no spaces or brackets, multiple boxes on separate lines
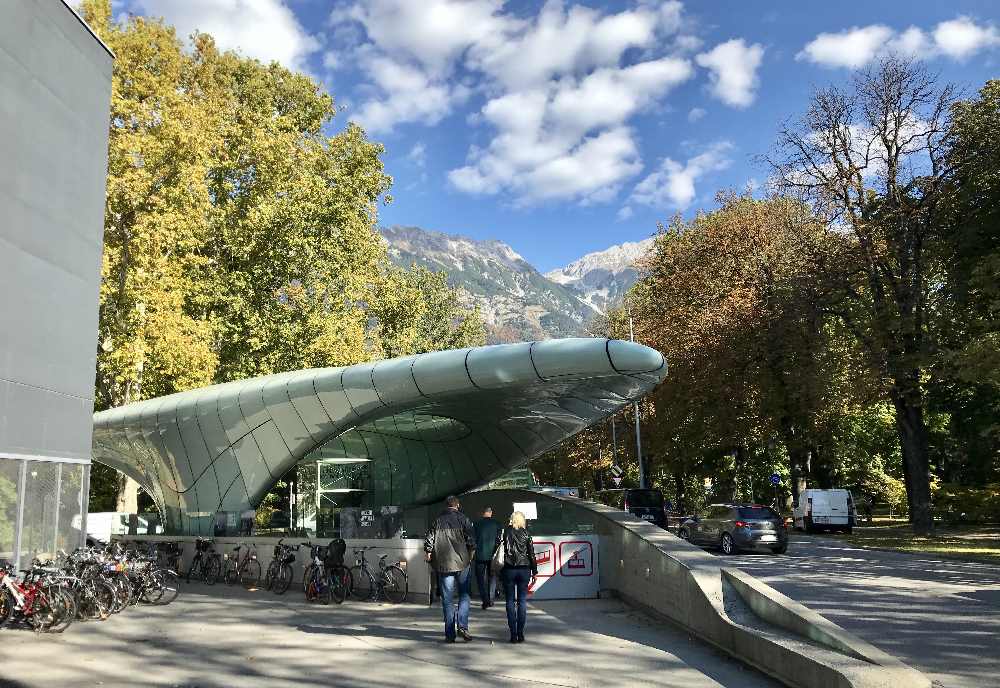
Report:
438,566,471,639
502,567,531,638
475,560,495,605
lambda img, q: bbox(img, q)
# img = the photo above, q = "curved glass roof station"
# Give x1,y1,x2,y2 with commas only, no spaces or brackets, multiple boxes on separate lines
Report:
91,338,667,535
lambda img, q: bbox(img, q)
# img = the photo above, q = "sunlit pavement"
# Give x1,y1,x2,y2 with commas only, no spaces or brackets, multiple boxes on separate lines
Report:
0,584,778,688
721,534,1000,688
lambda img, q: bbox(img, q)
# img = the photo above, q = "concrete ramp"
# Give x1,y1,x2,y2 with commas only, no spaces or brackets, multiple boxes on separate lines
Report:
465,489,929,688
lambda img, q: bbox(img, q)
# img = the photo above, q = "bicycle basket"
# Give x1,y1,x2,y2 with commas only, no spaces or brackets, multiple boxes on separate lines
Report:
324,539,346,566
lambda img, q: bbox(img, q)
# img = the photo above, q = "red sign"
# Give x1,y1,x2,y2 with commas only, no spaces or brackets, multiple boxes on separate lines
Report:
559,541,593,577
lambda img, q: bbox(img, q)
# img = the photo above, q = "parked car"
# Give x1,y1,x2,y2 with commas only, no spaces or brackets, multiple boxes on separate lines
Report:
678,503,788,555
593,488,668,528
792,489,856,534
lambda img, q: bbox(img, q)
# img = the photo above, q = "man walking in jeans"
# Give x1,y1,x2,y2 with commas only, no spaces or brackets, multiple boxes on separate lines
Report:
474,506,500,609
425,495,476,642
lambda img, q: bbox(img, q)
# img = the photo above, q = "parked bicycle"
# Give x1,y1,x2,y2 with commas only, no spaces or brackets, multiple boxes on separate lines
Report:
186,537,222,585
263,539,298,595
0,562,75,632
349,547,408,603
223,542,261,588
302,540,350,605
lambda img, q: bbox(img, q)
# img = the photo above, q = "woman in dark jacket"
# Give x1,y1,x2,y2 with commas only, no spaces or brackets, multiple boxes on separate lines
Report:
500,510,537,643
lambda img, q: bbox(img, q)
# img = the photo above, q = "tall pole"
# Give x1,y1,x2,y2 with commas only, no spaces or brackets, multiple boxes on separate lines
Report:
629,311,645,490
611,418,617,464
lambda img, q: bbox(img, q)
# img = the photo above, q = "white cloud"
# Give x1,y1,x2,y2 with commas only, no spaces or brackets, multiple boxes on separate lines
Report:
451,126,642,204
695,39,765,108
688,107,706,122
887,27,932,59
627,141,734,210
797,25,893,69
132,0,319,71
351,53,468,133
331,0,727,204
934,16,1000,60
617,205,635,221
469,0,681,90
336,0,513,77
322,51,340,71
799,17,1000,68
407,142,427,167
449,56,692,203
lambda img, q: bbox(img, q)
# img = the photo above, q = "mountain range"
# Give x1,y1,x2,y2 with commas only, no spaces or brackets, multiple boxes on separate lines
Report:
380,225,654,343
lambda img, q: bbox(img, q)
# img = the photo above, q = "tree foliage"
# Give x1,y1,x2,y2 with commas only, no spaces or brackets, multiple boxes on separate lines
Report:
79,0,484,510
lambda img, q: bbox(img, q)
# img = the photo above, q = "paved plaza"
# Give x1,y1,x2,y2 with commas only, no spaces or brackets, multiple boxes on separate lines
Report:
0,584,778,688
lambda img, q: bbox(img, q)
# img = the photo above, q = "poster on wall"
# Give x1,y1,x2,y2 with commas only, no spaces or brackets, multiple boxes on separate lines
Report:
512,502,538,520
525,534,599,600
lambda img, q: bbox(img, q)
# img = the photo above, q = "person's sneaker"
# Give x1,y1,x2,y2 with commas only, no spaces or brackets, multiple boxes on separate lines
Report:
481,601,489,610
458,627,473,642
446,637,456,643
516,634,524,643
509,636,517,643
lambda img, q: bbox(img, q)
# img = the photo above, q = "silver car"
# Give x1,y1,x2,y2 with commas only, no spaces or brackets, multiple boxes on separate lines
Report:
678,503,788,555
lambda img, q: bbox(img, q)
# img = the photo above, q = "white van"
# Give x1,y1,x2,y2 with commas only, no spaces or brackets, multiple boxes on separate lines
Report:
793,489,856,534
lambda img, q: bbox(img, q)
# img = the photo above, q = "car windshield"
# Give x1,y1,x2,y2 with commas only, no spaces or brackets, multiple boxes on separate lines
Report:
626,490,664,508
737,506,780,519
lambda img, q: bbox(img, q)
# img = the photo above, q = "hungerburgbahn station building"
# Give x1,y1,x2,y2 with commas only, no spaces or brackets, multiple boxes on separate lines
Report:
92,338,666,536
0,2,667,548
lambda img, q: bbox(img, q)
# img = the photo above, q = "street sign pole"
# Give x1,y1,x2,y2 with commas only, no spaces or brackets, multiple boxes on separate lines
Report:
629,311,645,490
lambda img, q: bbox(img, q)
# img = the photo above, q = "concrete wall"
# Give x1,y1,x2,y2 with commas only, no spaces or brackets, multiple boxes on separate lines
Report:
0,0,112,462
473,490,929,688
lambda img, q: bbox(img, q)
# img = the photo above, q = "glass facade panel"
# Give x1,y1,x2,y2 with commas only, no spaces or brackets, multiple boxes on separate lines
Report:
18,461,60,563
0,458,22,562
56,463,86,553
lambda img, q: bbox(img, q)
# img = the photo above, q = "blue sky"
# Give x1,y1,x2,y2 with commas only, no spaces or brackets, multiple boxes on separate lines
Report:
117,1,1000,272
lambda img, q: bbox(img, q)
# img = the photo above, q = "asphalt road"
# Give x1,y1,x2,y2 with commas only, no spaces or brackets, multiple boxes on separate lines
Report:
722,534,1000,688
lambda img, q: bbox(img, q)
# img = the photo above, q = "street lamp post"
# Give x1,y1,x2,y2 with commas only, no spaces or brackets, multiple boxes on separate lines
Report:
628,310,645,490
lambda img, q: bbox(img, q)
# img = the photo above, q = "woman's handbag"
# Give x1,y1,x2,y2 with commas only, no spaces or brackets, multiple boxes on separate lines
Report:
490,529,506,575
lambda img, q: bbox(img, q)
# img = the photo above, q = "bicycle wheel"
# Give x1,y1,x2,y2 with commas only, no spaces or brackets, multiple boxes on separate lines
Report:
224,559,239,585
0,588,13,627
151,569,179,605
304,570,318,602
319,573,333,606
330,566,350,605
381,565,408,604
204,555,222,585
301,563,315,593
186,557,200,584
349,565,375,601
92,580,117,617
263,561,278,591
273,563,293,595
241,559,262,589
49,589,76,633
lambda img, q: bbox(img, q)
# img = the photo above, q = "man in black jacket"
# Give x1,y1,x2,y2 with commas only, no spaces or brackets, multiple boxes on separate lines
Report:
473,506,500,609
424,495,476,642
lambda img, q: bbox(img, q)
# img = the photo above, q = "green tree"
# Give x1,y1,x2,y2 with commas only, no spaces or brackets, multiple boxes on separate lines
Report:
371,266,486,358
768,59,956,534
79,0,484,513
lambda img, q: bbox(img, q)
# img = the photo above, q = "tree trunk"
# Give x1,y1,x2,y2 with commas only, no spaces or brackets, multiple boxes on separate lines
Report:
115,476,140,513
674,470,685,514
890,385,933,535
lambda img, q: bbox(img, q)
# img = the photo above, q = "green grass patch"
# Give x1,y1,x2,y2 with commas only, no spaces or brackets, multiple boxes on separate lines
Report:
822,523,1000,562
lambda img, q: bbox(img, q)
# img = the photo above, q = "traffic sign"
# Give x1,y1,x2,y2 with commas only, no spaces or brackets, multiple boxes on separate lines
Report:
610,464,623,487
770,473,781,486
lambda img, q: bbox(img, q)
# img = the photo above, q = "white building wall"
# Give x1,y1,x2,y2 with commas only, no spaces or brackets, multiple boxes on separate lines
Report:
0,0,113,566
